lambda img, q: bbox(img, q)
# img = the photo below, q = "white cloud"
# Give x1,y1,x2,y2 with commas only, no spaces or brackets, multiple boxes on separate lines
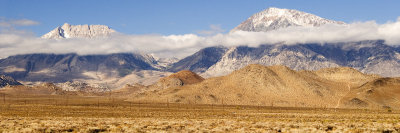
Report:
0,18,40,27
1,18,400,59
197,24,225,36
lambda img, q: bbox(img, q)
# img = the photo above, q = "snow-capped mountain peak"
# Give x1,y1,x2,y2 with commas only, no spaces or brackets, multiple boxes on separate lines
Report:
41,23,116,39
231,7,345,32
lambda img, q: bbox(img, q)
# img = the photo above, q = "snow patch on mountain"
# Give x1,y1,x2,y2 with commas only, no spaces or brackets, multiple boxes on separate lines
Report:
231,7,345,32
41,23,116,39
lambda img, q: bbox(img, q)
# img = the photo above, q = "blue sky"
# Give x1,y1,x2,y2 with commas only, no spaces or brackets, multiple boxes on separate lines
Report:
1,0,400,36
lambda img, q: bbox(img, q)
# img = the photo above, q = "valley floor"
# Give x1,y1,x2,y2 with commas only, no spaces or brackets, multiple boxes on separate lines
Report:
0,96,399,132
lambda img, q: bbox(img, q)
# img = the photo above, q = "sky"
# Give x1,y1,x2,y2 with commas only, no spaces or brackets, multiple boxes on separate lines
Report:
1,0,400,36
1,0,400,59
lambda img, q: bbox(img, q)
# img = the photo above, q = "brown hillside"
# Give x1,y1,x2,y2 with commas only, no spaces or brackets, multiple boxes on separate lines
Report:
0,83,60,95
340,78,400,109
111,83,145,96
0,83,84,96
130,64,353,108
153,70,204,90
311,67,379,86
113,70,204,97
161,70,204,85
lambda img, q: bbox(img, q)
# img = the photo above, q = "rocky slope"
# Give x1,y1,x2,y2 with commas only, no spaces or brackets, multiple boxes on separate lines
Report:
340,78,400,109
0,53,158,82
0,82,98,96
0,53,175,91
41,23,116,39
193,40,400,77
167,46,228,73
0,75,22,88
201,44,339,77
231,7,345,32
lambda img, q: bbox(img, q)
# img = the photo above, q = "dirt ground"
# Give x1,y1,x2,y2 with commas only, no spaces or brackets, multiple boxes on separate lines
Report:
0,95,399,132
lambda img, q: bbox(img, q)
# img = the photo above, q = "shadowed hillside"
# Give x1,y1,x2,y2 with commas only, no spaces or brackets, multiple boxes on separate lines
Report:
0,75,22,88
116,70,204,96
340,78,400,109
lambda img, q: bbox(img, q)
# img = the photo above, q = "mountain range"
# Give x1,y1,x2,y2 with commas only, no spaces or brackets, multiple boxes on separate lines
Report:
41,23,116,39
1,7,400,92
199,40,400,77
0,53,171,90
231,7,345,32
3,63,399,109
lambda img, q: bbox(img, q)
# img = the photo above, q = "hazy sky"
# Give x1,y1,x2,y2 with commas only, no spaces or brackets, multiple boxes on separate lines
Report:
1,0,400,36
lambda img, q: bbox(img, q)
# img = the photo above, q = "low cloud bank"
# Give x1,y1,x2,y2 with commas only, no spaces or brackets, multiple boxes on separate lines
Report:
0,18,40,27
1,18,400,59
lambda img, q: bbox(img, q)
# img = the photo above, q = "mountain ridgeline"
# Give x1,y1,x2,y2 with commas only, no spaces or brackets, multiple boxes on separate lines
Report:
200,40,400,77
41,23,116,39
231,7,345,32
1,7,400,91
167,46,228,73
2,40,399,84
0,53,158,82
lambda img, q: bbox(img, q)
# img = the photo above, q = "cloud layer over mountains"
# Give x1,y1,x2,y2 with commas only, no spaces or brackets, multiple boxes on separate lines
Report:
1,18,400,58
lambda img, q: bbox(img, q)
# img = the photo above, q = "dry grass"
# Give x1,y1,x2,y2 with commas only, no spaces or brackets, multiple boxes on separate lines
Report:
0,95,400,132
1,65,400,132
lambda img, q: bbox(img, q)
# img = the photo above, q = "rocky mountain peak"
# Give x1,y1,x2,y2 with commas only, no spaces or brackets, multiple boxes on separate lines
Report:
41,23,116,39
231,7,345,32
